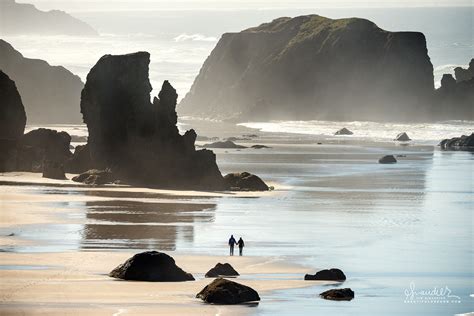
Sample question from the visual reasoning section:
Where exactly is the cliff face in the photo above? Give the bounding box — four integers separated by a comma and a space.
0, 0, 97, 36
0, 71, 26, 140
80, 52, 225, 189
0, 39, 84, 123
179, 15, 435, 122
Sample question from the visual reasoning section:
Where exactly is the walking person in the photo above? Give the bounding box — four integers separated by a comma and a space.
228, 235, 236, 256
237, 237, 245, 256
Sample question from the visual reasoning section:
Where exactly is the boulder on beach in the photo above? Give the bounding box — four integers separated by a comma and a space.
320, 288, 354, 301
109, 251, 195, 282
395, 132, 411, 141
224, 172, 269, 191
335, 128, 353, 135
378, 155, 397, 164
304, 268, 346, 281
439, 133, 474, 151
80, 52, 225, 189
196, 278, 260, 304
42, 160, 66, 180
72, 169, 115, 185
205, 263, 240, 278
65, 144, 94, 174
251, 144, 271, 149
203, 140, 247, 149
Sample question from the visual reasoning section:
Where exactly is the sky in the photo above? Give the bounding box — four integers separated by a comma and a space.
16, 0, 474, 12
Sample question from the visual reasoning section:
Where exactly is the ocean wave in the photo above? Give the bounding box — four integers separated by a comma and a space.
174, 33, 217, 42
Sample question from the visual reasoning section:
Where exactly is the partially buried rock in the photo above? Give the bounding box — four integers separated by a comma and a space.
320, 288, 354, 301
224, 172, 269, 191
109, 251, 194, 282
203, 140, 247, 149
378, 155, 397, 164
196, 278, 260, 304
395, 132, 411, 141
251, 144, 271, 149
42, 160, 66, 180
439, 133, 474, 151
305, 268, 346, 281
205, 263, 240, 278
72, 169, 115, 185
335, 128, 353, 135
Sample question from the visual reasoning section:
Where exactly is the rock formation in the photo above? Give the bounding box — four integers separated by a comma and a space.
203, 140, 247, 149
196, 278, 260, 304
320, 288, 354, 301
335, 128, 354, 135
251, 144, 271, 149
378, 155, 397, 164
109, 251, 195, 282
42, 160, 67, 180
454, 59, 474, 83
304, 268, 346, 281
179, 15, 435, 122
0, 40, 84, 124
72, 169, 115, 185
395, 132, 411, 141
0, 0, 97, 36
0, 71, 26, 171
205, 263, 240, 278
224, 172, 269, 191
79, 52, 226, 189
439, 133, 474, 151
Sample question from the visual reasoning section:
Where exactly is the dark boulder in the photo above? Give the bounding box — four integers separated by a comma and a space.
72, 169, 115, 185
205, 263, 240, 278
320, 288, 354, 301
378, 155, 397, 164
335, 128, 353, 136
439, 133, 474, 151
454, 59, 474, 83
109, 251, 194, 282
224, 172, 269, 191
42, 160, 66, 180
65, 144, 94, 174
305, 268, 346, 281
251, 144, 271, 149
196, 278, 260, 304
80, 52, 225, 189
203, 140, 247, 149
395, 132, 411, 141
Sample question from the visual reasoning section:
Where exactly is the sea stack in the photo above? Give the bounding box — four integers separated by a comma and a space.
79, 52, 226, 189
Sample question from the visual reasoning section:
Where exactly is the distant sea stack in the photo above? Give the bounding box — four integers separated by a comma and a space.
77, 52, 226, 189
0, 40, 83, 124
0, 0, 97, 36
179, 15, 435, 122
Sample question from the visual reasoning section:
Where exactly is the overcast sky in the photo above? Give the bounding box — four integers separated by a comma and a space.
17, 0, 473, 12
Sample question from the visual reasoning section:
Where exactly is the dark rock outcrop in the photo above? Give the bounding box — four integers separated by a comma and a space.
65, 144, 94, 173
205, 263, 240, 278
203, 140, 247, 149
0, 71, 26, 140
439, 133, 474, 151
0, 71, 26, 171
224, 172, 269, 191
395, 132, 411, 141
320, 288, 354, 301
196, 278, 260, 304
454, 59, 474, 83
378, 155, 397, 164
42, 160, 66, 180
109, 251, 194, 282
251, 144, 271, 149
0, 39, 83, 123
80, 52, 225, 189
0, 0, 97, 36
335, 128, 353, 135
304, 268, 346, 281
71, 169, 115, 185
180, 15, 434, 122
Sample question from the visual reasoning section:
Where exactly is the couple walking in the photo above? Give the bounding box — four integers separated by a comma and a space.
228, 235, 245, 256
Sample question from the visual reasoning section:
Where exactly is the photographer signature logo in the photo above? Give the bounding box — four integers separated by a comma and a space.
404, 282, 461, 304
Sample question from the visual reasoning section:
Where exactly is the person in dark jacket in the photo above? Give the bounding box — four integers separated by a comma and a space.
237, 237, 245, 256
228, 235, 236, 256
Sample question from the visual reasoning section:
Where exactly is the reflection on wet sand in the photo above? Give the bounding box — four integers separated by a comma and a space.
82, 200, 216, 250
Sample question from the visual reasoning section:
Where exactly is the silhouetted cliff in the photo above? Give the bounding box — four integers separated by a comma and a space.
179, 15, 437, 122
0, 39, 83, 123
0, 0, 97, 36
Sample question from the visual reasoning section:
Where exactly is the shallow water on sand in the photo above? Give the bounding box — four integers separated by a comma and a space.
1, 134, 472, 315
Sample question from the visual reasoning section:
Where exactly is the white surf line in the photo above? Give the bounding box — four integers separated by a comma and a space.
112, 308, 127, 316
